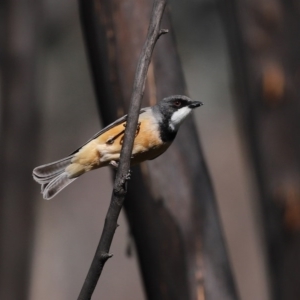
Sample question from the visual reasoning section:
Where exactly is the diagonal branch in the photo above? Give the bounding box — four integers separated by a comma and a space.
77, 0, 167, 299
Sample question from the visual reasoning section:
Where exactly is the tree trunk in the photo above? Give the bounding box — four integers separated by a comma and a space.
0, 1, 40, 300
79, 0, 239, 299
223, 0, 300, 299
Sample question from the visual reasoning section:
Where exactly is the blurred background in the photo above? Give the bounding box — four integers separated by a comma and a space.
1, 0, 299, 299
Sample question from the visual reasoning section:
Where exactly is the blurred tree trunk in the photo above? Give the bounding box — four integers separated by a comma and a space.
223, 0, 300, 299
79, 1, 238, 299
0, 1, 40, 299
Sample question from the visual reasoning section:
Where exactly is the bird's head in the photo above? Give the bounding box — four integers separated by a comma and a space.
157, 95, 203, 131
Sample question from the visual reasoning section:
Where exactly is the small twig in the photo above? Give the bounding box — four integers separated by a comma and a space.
158, 28, 169, 37
77, 0, 167, 299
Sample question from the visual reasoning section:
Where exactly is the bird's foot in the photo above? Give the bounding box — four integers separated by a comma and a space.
123, 121, 141, 136
109, 160, 119, 169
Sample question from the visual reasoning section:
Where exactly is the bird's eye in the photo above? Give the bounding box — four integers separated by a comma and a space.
174, 100, 181, 107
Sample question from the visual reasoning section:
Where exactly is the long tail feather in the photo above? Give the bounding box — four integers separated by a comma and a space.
33, 156, 73, 182
42, 172, 77, 200
33, 156, 77, 200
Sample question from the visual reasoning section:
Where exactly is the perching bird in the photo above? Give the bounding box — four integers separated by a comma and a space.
33, 95, 202, 200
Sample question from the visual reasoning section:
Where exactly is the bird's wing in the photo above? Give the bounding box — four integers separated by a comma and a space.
70, 108, 148, 155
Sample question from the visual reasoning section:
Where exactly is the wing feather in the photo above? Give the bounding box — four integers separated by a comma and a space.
70, 108, 148, 155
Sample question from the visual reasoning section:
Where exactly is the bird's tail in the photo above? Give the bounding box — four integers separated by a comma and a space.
33, 156, 77, 200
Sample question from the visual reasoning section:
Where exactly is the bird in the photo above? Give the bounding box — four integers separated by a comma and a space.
33, 95, 203, 200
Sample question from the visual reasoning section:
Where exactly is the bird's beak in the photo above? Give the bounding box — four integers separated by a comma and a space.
188, 101, 203, 109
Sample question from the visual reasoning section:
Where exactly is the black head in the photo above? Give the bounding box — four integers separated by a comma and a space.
153, 95, 203, 142
158, 95, 202, 114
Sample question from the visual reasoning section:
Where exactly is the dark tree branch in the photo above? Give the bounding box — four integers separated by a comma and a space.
77, 1, 167, 299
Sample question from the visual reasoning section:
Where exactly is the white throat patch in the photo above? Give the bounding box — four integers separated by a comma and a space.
169, 106, 192, 131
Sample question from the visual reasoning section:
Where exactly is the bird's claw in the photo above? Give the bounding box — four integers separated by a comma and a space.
124, 170, 132, 181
